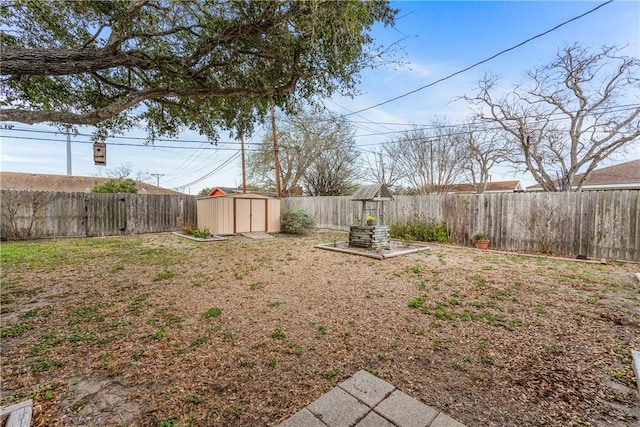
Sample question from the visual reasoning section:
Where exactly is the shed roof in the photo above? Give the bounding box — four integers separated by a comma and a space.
351, 184, 393, 201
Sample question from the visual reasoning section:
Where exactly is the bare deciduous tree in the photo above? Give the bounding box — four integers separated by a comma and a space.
303, 139, 360, 196
247, 109, 358, 196
363, 148, 403, 191
466, 44, 640, 191
386, 120, 468, 194
461, 121, 515, 193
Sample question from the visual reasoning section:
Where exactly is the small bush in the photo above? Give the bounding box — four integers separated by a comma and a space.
90, 178, 137, 193
390, 215, 450, 242
182, 222, 210, 238
281, 209, 315, 234
182, 221, 196, 235
190, 227, 210, 238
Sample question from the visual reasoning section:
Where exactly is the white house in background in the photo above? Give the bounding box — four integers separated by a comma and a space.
526, 159, 640, 192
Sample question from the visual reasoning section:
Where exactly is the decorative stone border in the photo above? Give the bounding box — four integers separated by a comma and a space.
632, 350, 640, 399
0, 399, 32, 427
315, 241, 430, 260
171, 232, 228, 242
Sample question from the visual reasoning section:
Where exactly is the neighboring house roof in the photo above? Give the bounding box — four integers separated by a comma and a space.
0, 172, 185, 195
526, 159, 640, 191
208, 186, 241, 197
443, 180, 524, 194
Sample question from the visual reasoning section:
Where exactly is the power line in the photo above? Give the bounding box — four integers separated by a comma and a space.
173, 150, 241, 189
341, 0, 614, 117
1, 126, 261, 146
6, 102, 636, 146
0, 134, 259, 151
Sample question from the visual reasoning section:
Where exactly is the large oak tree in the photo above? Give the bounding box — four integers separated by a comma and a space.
465, 45, 640, 191
0, 0, 396, 140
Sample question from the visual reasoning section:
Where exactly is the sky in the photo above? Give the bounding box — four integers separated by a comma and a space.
1, 1, 639, 195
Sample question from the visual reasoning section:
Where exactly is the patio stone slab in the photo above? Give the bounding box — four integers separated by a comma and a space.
307, 386, 369, 427
279, 408, 326, 427
355, 411, 396, 427
374, 390, 439, 427
278, 370, 468, 427
339, 370, 396, 407
430, 412, 467, 427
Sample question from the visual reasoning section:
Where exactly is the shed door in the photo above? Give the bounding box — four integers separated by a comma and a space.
234, 198, 267, 233
235, 199, 251, 233
251, 199, 266, 232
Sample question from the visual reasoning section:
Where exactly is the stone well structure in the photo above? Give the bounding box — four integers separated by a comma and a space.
349, 184, 393, 249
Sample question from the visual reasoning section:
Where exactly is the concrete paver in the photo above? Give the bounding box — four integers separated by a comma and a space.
307, 386, 370, 427
429, 413, 467, 427
355, 411, 396, 427
374, 390, 439, 427
279, 408, 327, 427
339, 370, 396, 407
278, 370, 468, 427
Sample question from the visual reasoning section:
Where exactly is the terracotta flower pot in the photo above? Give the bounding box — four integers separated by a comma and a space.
476, 240, 490, 249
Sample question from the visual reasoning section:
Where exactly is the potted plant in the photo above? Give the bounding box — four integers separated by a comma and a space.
366, 215, 375, 226
473, 231, 490, 249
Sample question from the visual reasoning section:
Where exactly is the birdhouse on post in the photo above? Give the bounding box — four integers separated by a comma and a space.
93, 142, 106, 166
349, 184, 393, 249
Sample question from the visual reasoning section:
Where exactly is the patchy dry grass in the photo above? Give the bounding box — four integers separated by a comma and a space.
1, 232, 639, 426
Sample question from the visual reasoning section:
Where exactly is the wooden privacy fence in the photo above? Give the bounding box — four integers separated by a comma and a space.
1, 190, 197, 240
282, 191, 640, 262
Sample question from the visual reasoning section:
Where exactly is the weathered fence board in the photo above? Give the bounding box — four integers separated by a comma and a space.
1, 191, 197, 240
282, 191, 640, 262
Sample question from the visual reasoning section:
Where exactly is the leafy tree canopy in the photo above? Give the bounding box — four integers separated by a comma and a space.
1, 0, 396, 142
90, 178, 137, 193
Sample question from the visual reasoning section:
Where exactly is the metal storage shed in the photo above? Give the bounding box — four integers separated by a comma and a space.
197, 193, 280, 234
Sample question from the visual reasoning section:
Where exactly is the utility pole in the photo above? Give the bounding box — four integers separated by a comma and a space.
150, 173, 164, 187
66, 129, 72, 176
270, 104, 282, 198
240, 135, 247, 193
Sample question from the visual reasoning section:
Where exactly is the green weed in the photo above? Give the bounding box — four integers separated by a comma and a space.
204, 307, 223, 319
405, 265, 421, 274
1, 322, 33, 338
324, 369, 338, 379
271, 327, 287, 340
185, 394, 202, 404
152, 270, 176, 282
191, 336, 206, 346
158, 417, 176, 427
312, 322, 328, 335
153, 327, 168, 340
408, 297, 424, 308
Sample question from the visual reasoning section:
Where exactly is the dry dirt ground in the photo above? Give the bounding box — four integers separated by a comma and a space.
1, 231, 639, 427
